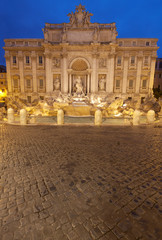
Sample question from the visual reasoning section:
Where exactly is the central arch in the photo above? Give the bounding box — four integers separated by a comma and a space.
68, 57, 91, 95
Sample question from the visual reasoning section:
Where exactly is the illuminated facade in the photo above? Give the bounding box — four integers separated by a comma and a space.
154, 58, 162, 90
4, 4, 158, 103
0, 65, 7, 99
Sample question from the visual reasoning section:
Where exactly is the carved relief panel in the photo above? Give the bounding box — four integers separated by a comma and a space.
99, 58, 107, 68
53, 58, 61, 68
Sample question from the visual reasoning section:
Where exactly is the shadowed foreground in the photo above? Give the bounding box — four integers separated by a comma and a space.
0, 124, 161, 240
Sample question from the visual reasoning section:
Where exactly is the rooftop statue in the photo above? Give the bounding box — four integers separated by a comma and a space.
67, 4, 93, 27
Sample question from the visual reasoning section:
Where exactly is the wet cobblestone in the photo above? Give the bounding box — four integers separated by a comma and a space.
0, 124, 162, 239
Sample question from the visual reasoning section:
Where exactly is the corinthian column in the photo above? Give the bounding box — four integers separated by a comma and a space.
61, 53, 68, 93
122, 55, 129, 94
135, 55, 143, 94
91, 54, 98, 93
107, 54, 115, 93
45, 53, 52, 93
18, 52, 24, 93
149, 57, 156, 94
31, 52, 37, 93
5, 56, 12, 93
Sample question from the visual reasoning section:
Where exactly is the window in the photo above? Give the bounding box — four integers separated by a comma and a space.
144, 56, 149, 66
142, 79, 147, 89
119, 41, 123, 46
39, 79, 44, 88
1, 74, 3, 77
39, 56, 43, 65
13, 56, 16, 64
12, 42, 15, 46
129, 80, 133, 89
132, 41, 136, 46
128, 97, 132, 100
130, 56, 135, 65
38, 42, 41, 46
159, 62, 162, 69
27, 96, 31, 103
159, 74, 162, 78
1, 81, 3, 85
117, 56, 122, 66
26, 79, 31, 88
25, 42, 28, 46
26, 56, 30, 64
146, 41, 150, 46
116, 79, 120, 89
13, 79, 18, 88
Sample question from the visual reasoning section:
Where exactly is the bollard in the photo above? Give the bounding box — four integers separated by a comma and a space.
133, 110, 140, 125
20, 109, 27, 125
7, 108, 14, 124
57, 109, 64, 125
95, 109, 102, 126
147, 110, 155, 124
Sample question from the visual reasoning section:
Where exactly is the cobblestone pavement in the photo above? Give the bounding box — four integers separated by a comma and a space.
0, 124, 162, 240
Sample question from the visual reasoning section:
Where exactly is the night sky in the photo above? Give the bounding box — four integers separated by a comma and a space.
1, 0, 162, 65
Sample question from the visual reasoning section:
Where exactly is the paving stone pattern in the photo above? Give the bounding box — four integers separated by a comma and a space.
0, 124, 162, 240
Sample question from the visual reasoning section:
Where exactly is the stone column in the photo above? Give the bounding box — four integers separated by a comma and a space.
18, 52, 24, 93
91, 54, 98, 93
45, 53, 52, 93
31, 52, 37, 93
61, 53, 68, 93
122, 55, 129, 94
107, 54, 115, 93
5, 56, 12, 93
149, 57, 156, 94
135, 55, 143, 94
69, 73, 72, 94
87, 73, 90, 94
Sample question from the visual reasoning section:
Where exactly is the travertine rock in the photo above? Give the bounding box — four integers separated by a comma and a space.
133, 110, 141, 125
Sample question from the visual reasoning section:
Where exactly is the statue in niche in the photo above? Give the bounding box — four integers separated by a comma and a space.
53, 76, 61, 91
68, 11, 76, 25
99, 75, 106, 91
93, 28, 98, 42
53, 58, 60, 68
62, 27, 67, 42
75, 76, 84, 95
99, 58, 106, 68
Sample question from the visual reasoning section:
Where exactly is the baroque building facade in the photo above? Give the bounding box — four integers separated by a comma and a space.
154, 58, 162, 90
4, 4, 158, 103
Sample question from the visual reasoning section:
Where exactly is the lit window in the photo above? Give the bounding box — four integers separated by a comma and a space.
117, 56, 122, 66
26, 56, 30, 64
39, 79, 43, 88
39, 56, 43, 65
130, 56, 135, 65
26, 79, 31, 88
129, 80, 133, 89
146, 41, 150, 46
116, 79, 120, 89
142, 79, 147, 89
13, 56, 16, 64
14, 79, 18, 88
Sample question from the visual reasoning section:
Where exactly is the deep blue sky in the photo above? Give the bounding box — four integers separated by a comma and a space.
1, 0, 162, 65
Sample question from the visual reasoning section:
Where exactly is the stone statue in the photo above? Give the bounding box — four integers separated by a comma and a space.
68, 4, 93, 27
53, 77, 61, 91
75, 76, 83, 94
99, 76, 106, 91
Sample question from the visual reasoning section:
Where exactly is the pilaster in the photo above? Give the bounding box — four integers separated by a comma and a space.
135, 55, 143, 94
45, 53, 52, 93
18, 52, 24, 93
31, 52, 37, 93
91, 53, 98, 93
122, 55, 129, 94
61, 53, 68, 93
149, 56, 156, 94
5, 55, 12, 93
107, 53, 115, 93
